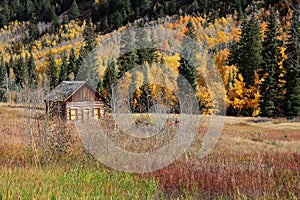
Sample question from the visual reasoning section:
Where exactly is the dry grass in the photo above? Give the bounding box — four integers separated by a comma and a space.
147, 117, 300, 199
0, 104, 299, 199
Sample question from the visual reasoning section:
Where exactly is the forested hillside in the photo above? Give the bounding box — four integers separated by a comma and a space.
0, 0, 299, 118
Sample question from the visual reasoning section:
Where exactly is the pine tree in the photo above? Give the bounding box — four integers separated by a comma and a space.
59, 51, 68, 83
178, 20, 197, 90
96, 0, 109, 18
40, 0, 55, 22
0, 0, 11, 28
83, 19, 96, 53
230, 15, 263, 87
69, 0, 80, 20
140, 0, 153, 16
136, 27, 159, 65
0, 57, 7, 101
14, 1, 25, 21
289, 77, 300, 116
114, 11, 123, 28
168, 0, 177, 14
284, 1, 300, 117
109, 0, 123, 13
14, 55, 26, 88
76, 19, 99, 86
28, 22, 39, 42
228, 41, 239, 65
52, 6, 60, 31
101, 17, 109, 32
25, 0, 35, 20
260, 10, 283, 117
103, 60, 117, 100
27, 52, 38, 88
261, 72, 277, 117
232, 0, 244, 20
117, 28, 139, 79
122, 0, 132, 14
67, 48, 77, 80
76, 50, 99, 86
47, 53, 58, 90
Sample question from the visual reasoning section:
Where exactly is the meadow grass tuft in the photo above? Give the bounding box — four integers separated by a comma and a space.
0, 164, 158, 199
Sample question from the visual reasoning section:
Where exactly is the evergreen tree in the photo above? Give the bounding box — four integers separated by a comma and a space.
25, 0, 35, 20
97, 0, 109, 18
69, 0, 80, 20
0, 57, 7, 101
67, 48, 77, 80
117, 28, 139, 78
289, 77, 300, 116
178, 57, 197, 90
235, 0, 245, 20
103, 60, 117, 100
62, 15, 70, 25
109, 0, 122, 13
47, 53, 58, 90
28, 22, 39, 42
61, 0, 73, 11
284, 1, 300, 117
27, 52, 38, 88
39, 0, 55, 22
122, 0, 132, 14
101, 17, 109, 32
178, 20, 197, 90
14, 1, 25, 21
8, 57, 13, 80
52, 6, 60, 31
168, 0, 177, 14
59, 51, 68, 83
228, 41, 239, 66
14, 55, 26, 88
230, 15, 263, 87
136, 27, 159, 65
139, 0, 153, 16
83, 19, 96, 53
114, 11, 123, 28
0, 0, 11, 28
76, 52, 99, 87
76, 19, 98, 85
260, 10, 283, 117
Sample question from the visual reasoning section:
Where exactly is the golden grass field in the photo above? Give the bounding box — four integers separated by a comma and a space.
0, 103, 299, 199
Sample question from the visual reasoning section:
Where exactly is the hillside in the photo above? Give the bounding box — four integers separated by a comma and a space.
0, 0, 299, 118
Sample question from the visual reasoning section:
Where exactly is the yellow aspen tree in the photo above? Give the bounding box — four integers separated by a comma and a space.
226, 66, 261, 116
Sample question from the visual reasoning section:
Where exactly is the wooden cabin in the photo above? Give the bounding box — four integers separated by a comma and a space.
44, 81, 105, 121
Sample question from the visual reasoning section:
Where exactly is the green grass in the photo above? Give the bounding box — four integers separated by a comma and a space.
0, 164, 158, 200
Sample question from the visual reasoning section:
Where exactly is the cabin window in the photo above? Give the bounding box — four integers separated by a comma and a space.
94, 108, 100, 119
70, 109, 77, 121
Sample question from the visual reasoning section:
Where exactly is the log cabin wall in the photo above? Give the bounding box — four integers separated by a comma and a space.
65, 84, 104, 121
66, 101, 104, 121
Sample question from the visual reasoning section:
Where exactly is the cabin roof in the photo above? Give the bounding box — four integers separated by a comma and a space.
44, 81, 99, 102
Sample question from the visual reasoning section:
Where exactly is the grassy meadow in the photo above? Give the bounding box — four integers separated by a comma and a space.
0, 104, 299, 199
